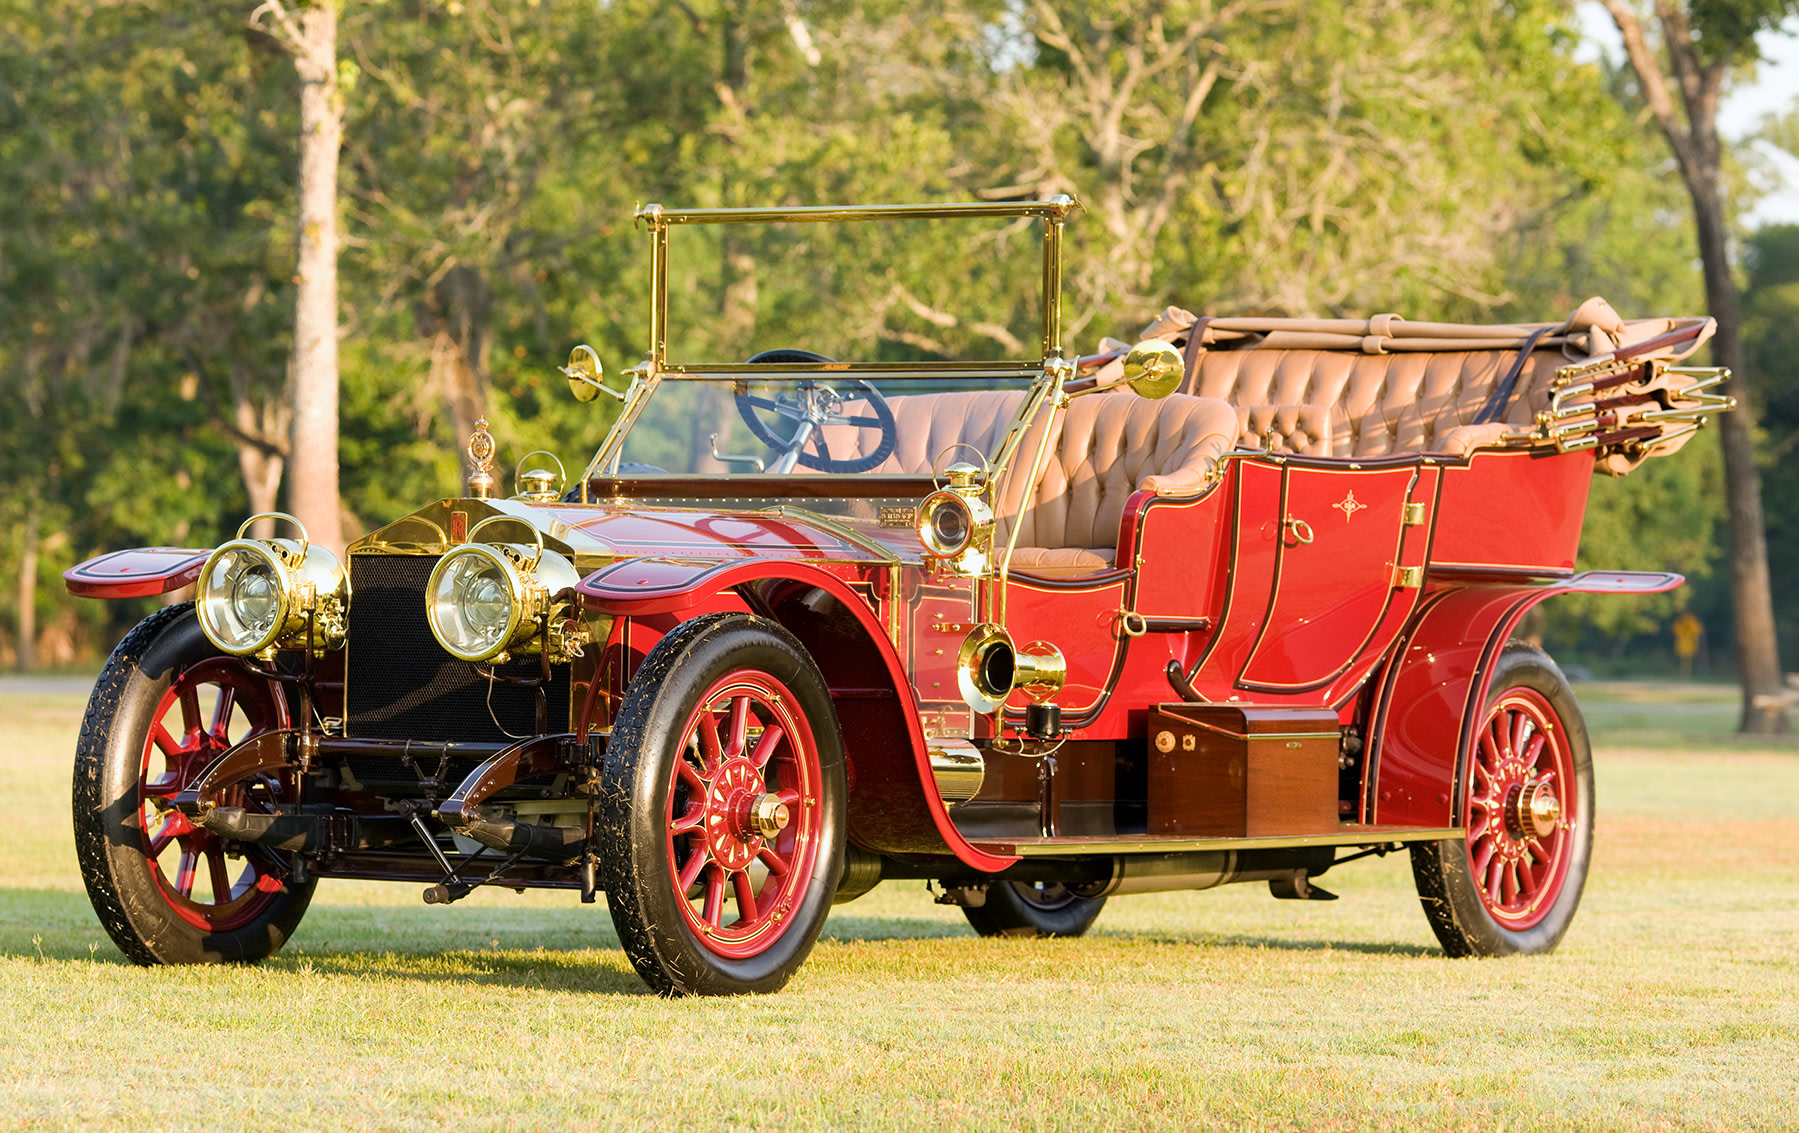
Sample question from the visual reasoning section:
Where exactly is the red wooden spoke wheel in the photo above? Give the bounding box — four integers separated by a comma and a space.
74, 605, 315, 965
1411, 644, 1593, 957
602, 613, 845, 995
137, 657, 288, 931
1463, 687, 1574, 930
666, 672, 823, 959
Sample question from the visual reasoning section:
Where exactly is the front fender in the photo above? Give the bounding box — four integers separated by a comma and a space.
1365, 570, 1681, 827
579, 557, 1018, 873
64, 547, 212, 599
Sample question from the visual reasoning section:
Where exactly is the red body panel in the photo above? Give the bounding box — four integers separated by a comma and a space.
63, 548, 211, 599
1431, 450, 1592, 574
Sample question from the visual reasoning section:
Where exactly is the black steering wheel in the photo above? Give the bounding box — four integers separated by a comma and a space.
733, 349, 898, 474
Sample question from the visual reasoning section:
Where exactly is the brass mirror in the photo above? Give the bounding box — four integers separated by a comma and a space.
560, 344, 621, 403
1122, 339, 1183, 400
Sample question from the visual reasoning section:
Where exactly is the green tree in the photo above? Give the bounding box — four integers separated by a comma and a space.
1601, 0, 1799, 731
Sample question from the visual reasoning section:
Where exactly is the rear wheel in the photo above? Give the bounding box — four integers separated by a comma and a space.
73, 604, 313, 965
1411, 644, 1592, 956
600, 614, 846, 995
961, 881, 1106, 938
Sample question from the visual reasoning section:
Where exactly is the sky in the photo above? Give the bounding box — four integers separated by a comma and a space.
1576, 4, 1799, 226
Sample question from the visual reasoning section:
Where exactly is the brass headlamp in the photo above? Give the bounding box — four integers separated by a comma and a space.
425, 516, 583, 664
916, 460, 995, 574
196, 513, 348, 659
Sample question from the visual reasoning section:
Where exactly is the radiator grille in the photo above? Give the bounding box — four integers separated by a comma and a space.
346, 554, 571, 743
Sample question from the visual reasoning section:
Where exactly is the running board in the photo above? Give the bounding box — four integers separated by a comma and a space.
979, 826, 1463, 858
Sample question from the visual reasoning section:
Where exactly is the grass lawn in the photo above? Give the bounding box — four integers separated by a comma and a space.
2, 679, 1795, 1131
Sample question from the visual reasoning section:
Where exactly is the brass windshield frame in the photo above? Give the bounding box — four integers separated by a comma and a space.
579, 197, 1081, 489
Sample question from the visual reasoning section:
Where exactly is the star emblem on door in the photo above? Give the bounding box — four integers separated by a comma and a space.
1333, 490, 1367, 521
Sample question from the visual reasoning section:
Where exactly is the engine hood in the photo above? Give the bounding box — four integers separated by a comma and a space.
350, 497, 920, 569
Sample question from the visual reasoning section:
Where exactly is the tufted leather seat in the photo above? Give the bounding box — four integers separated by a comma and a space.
815, 387, 1236, 576
1193, 350, 1574, 458
1096, 297, 1714, 468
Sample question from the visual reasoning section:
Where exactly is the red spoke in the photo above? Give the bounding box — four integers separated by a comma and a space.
726, 696, 752, 758
732, 870, 759, 925
1516, 855, 1538, 895
701, 868, 726, 927
677, 847, 711, 894
207, 849, 233, 903
1483, 854, 1504, 904
1520, 732, 1547, 775
757, 846, 790, 876
1470, 837, 1495, 880
697, 713, 723, 772
676, 759, 707, 796
775, 788, 800, 809
211, 685, 238, 743
1478, 726, 1502, 771
152, 724, 185, 758
748, 724, 784, 770
670, 803, 707, 836
178, 686, 203, 739
175, 851, 199, 898
1510, 712, 1531, 768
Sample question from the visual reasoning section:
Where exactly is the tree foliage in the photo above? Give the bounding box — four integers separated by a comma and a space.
0, 0, 1758, 668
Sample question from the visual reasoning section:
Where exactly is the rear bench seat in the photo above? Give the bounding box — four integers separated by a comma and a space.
1109, 297, 1713, 465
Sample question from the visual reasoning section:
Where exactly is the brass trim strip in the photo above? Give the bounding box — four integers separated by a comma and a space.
636, 198, 1082, 226
994, 827, 1466, 857
660, 361, 1046, 379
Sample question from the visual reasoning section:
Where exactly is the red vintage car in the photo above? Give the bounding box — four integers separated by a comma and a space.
65, 199, 1729, 995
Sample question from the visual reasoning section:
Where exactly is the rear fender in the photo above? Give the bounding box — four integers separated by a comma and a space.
1365, 570, 1680, 827
64, 548, 212, 599
578, 558, 1017, 873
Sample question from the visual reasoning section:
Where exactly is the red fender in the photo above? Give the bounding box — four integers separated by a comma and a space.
1365, 570, 1681, 827
579, 557, 1018, 873
64, 547, 212, 599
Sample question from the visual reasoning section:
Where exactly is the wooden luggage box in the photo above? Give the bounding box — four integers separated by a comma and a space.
1146, 704, 1342, 837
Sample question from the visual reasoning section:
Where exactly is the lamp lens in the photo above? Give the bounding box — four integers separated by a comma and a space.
199, 547, 287, 653
430, 551, 516, 659
930, 500, 970, 552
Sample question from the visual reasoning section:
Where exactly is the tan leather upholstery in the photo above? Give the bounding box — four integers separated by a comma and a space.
816, 388, 1235, 576
1189, 350, 1571, 457
1233, 404, 1335, 457
1121, 298, 1716, 462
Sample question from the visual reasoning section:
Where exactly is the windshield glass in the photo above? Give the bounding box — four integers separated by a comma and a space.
611, 374, 1039, 479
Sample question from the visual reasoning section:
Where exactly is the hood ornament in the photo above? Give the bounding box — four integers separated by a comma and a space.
466, 417, 497, 499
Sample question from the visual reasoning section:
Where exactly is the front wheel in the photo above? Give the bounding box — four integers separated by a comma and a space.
961, 881, 1107, 938
599, 613, 846, 995
73, 604, 314, 965
1411, 643, 1593, 957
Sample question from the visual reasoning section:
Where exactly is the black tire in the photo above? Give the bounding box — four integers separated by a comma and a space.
73, 604, 314, 965
1410, 643, 1593, 957
599, 613, 847, 995
961, 881, 1107, 938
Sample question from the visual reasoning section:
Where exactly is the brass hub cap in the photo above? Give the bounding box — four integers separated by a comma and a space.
1504, 779, 1562, 841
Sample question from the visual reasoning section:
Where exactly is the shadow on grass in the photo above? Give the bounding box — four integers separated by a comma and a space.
0, 885, 1440, 1002
1098, 928, 1441, 957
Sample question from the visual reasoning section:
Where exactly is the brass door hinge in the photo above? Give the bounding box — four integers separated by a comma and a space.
1402, 502, 1426, 526
1392, 565, 1424, 589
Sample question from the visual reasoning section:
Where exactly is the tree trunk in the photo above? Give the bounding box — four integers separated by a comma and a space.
1689, 175, 1789, 733
16, 501, 37, 673
415, 264, 491, 482
287, 3, 343, 554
